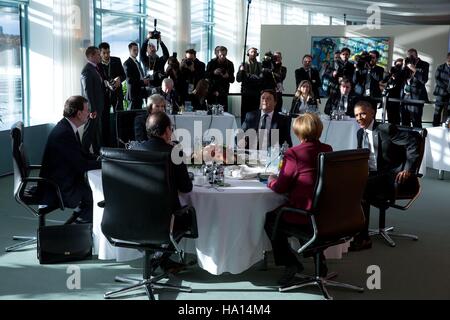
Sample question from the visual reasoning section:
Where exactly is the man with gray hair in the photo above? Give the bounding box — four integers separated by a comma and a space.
134, 94, 167, 142
152, 78, 180, 113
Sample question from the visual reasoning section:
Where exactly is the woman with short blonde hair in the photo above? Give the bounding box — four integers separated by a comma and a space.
265, 111, 331, 286
292, 112, 323, 142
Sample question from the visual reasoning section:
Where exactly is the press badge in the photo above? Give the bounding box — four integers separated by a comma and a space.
365, 88, 371, 96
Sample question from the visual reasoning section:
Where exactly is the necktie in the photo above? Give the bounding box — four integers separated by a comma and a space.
95, 65, 103, 81
260, 113, 268, 130
75, 131, 82, 146
362, 130, 369, 149
136, 60, 145, 80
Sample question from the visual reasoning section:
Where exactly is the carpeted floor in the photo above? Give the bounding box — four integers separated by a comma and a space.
1, 169, 449, 300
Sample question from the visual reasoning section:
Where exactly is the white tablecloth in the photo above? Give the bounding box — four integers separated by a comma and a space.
291, 118, 360, 151
88, 169, 350, 275
425, 127, 450, 172
170, 112, 237, 153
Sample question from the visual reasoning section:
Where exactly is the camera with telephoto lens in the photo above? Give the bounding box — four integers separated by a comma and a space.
404, 55, 418, 66
355, 51, 371, 69
262, 51, 274, 70
149, 19, 161, 39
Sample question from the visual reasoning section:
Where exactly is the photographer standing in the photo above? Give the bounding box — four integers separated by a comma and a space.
180, 49, 206, 104
353, 50, 385, 109
333, 47, 355, 87
380, 58, 404, 125
237, 47, 263, 122
432, 52, 450, 126
295, 54, 322, 106
400, 48, 430, 128
272, 51, 287, 113
140, 28, 169, 90
206, 46, 235, 112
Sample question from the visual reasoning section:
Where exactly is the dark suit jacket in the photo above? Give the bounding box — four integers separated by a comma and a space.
433, 63, 450, 97
39, 118, 100, 207
100, 56, 126, 107
134, 112, 149, 142
334, 59, 355, 84
268, 141, 332, 224
140, 39, 169, 82
81, 63, 105, 113
400, 76, 428, 104
129, 137, 193, 208
241, 110, 292, 147
357, 121, 420, 175
324, 93, 358, 117
123, 57, 147, 102
295, 67, 322, 99
290, 96, 318, 115
353, 65, 384, 98
206, 58, 235, 96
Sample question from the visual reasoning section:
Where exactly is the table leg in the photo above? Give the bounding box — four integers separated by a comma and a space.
439, 170, 444, 180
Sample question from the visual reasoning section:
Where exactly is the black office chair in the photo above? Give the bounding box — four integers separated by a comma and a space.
115, 109, 147, 148
100, 147, 198, 300
271, 149, 369, 300
5, 122, 65, 252
369, 127, 427, 247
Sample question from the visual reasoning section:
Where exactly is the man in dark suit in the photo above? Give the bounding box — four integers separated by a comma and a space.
324, 78, 358, 117
98, 42, 126, 148
432, 52, 450, 126
39, 96, 101, 224
353, 50, 385, 109
241, 89, 292, 150
400, 48, 430, 128
206, 46, 235, 112
333, 47, 355, 86
80, 46, 105, 156
99, 42, 126, 112
295, 54, 322, 104
180, 49, 206, 103
129, 111, 193, 273
140, 31, 169, 89
350, 100, 420, 251
123, 42, 151, 110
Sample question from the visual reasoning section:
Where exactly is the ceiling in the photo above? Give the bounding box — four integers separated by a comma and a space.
286, 0, 450, 24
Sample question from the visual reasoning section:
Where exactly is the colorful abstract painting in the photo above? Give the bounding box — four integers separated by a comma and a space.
311, 36, 390, 70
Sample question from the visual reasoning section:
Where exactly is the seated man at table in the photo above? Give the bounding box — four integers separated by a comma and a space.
134, 94, 166, 142
350, 100, 421, 251
264, 113, 332, 285
241, 89, 292, 150
39, 95, 101, 224
130, 111, 193, 272
324, 78, 358, 118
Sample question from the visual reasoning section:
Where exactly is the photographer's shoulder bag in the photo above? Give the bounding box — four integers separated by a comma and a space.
37, 224, 93, 264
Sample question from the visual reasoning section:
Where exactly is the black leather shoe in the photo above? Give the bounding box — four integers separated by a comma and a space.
349, 238, 372, 251
277, 263, 304, 286
64, 212, 80, 225
74, 217, 92, 224
161, 259, 187, 274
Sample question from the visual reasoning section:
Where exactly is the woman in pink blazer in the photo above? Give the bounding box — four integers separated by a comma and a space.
265, 113, 332, 286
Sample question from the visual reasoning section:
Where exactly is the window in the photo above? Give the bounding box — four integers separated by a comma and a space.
191, 0, 211, 63
95, 0, 145, 64
0, 4, 23, 131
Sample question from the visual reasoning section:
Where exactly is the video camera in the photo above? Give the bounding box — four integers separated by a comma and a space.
354, 51, 371, 69
262, 51, 274, 70
404, 55, 418, 66
149, 19, 161, 40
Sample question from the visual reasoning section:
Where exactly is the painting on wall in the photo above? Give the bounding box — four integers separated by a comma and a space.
311, 36, 390, 70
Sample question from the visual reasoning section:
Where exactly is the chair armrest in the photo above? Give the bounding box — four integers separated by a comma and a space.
270, 206, 312, 241
21, 177, 65, 211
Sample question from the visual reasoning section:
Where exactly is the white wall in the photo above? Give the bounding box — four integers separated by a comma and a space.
261, 25, 450, 122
